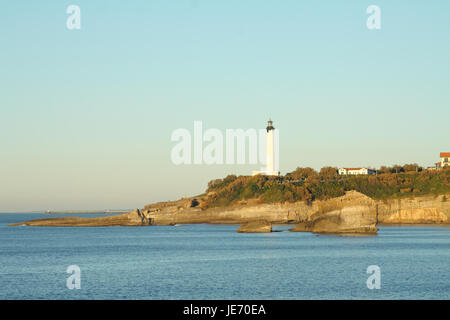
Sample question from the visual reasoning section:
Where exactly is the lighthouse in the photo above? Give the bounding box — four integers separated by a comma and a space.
266, 119, 275, 174
252, 119, 280, 176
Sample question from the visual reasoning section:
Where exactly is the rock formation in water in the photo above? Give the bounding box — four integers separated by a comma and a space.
289, 191, 378, 234
237, 221, 272, 233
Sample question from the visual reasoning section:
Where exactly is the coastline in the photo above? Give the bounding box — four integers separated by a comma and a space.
10, 191, 450, 234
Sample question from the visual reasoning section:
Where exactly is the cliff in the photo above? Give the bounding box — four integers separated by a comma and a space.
289, 191, 378, 234
10, 191, 378, 234
376, 194, 449, 224
10, 192, 450, 233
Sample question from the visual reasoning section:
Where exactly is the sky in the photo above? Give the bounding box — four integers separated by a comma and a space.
1, 0, 449, 212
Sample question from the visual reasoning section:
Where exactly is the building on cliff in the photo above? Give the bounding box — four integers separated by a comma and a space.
338, 168, 376, 175
438, 152, 450, 169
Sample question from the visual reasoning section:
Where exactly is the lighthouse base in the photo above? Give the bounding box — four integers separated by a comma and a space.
252, 170, 280, 177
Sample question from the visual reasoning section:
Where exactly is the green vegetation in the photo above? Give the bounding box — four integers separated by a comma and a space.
203, 166, 450, 208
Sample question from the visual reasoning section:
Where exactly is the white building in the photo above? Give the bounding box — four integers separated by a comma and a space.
338, 168, 376, 175
439, 152, 450, 168
252, 120, 280, 176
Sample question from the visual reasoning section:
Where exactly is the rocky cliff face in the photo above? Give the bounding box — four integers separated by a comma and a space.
141, 190, 378, 234
142, 199, 310, 225
376, 194, 450, 224
10, 192, 450, 232
289, 191, 378, 234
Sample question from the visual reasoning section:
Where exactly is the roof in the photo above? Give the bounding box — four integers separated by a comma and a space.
440, 152, 450, 157
343, 168, 363, 171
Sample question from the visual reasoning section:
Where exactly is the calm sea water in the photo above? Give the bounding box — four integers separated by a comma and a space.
0, 213, 449, 300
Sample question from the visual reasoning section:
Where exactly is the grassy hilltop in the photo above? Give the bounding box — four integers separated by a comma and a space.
201, 165, 450, 208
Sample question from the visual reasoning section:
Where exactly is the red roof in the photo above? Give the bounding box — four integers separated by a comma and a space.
440, 152, 450, 157
344, 168, 363, 171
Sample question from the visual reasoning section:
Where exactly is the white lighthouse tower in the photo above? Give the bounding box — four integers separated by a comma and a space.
266, 119, 275, 174
252, 119, 280, 176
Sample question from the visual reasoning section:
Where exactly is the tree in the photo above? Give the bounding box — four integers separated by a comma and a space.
403, 163, 419, 173
392, 165, 403, 174
320, 167, 338, 180
379, 166, 393, 174
287, 167, 318, 180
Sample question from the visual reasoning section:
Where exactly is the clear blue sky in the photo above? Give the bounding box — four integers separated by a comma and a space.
1, 0, 449, 211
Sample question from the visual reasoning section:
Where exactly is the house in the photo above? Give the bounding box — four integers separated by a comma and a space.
440, 152, 450, 168
338, 168, 376, 175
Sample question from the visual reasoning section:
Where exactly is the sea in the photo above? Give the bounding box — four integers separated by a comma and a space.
0, 213, 449, 300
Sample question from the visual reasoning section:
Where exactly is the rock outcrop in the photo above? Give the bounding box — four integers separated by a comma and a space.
381, 208, 448, 224
10, 191, 378, 234
10, 192, 450, 232
376, 194, 450, 224
141, 200, 310, 226
289, 191, 378, 234
237, 221, 272, 233
9, 209, 150, 227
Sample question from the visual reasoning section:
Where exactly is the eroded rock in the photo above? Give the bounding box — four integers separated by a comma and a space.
237, 221, 272, 233
289, 191, 378, 234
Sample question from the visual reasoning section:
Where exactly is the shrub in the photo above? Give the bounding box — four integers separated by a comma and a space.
203, 166, 450, 207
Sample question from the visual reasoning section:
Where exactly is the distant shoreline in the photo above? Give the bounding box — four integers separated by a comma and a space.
0, 210, 130, 214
